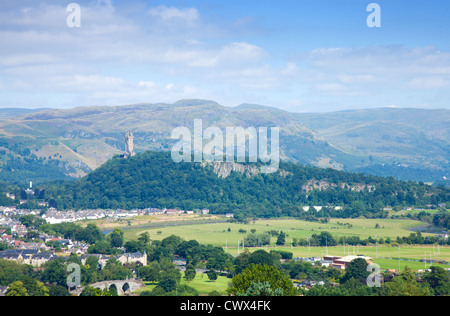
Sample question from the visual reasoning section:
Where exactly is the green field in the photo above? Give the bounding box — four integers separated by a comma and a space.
120, 216, 450, 271
136, 273, 231, 296
123, 217, 435, 249
372, 258, 450, 271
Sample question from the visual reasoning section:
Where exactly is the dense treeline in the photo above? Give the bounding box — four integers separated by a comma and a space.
40, 151, 449, 218
289, 231, 450, 247
0, 155, 71, 184
39, 222, 105, 245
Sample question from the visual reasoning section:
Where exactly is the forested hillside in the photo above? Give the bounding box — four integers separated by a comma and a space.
41, 151, 449, 218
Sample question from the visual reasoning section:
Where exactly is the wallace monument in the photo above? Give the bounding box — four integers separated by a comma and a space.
124, 131, 136, 158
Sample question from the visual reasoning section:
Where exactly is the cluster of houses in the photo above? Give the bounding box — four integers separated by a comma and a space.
0, 247, 148, 269
41, 208, 146, 224
41, 207, 214, 224
1, 206, 150, 269
1, 207, 31, 241
0, 249, 58, 267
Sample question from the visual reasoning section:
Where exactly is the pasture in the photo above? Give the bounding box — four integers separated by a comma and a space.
119, 215, 450, 270
122, 217, 434, 248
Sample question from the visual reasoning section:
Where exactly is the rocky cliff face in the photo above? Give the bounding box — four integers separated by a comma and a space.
202, 161, 260, 178
201, 161, 293, 178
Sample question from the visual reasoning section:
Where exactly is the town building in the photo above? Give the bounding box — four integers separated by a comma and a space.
323, 255, 373, 269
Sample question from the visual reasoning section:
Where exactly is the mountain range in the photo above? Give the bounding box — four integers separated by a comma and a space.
0, 100, 448, 184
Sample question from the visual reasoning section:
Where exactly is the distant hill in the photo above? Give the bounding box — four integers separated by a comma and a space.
0, 100, 448, 184
41, 151, 450, 216
297, 108, 450, 182
0, 108, 51, 119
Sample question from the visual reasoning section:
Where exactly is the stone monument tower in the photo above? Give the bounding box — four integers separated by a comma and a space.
124, 131, 135, 158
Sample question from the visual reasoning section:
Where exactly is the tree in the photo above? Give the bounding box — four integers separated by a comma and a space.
248, 250, 275, 267
305, 277, 376, 296
100, 258, 132, 281
21, 276, 49, 296
317, 231, 337, 247
229, 264, 296, 296
158, 278, 177, 293
206, 269, 218, 282
161, 235, 183, 253
340, 258, 370, 284
244, 233, 270, 247
184, 264, 197, 281
380, 267, 430, 296
0, 259, 34, 286
41, 258, 67, 287
157, 261, 181, 293
236, 281, 283, 296
75, 223, 103, 244
109, 228, 124, 248
124, 240, 140, 253
6, 281, 28, 296
233, 249, 251, 274
137, 232, 151, 249
85, 255, 100, 271
48, 285, 71, 296
139, 263, 160, 283
423, 266, 450, 296
276, 231, 286, 246
80, 286, 115, 296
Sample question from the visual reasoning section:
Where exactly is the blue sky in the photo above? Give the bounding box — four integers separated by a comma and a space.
0, 0, 449, 112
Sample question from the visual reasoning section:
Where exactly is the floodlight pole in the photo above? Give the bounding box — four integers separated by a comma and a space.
375, 235, 378, 258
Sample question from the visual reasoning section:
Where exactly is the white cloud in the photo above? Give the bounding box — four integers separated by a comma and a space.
294, 45, 450, 104
139, 81, 155, 88
407, 76, 450, 90
49, 74, 126, 92
157, 42, 268, 69
0, 53, 56, 67
313, 83, 368, 96
281, 63, 299, 76
148, 6, 199, 22
217, 42, 268, 65
337, 74, 377, 84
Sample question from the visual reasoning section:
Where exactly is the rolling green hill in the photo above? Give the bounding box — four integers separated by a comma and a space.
41, 151, 449, 217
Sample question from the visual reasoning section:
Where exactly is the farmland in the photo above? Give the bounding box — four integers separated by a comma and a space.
101, 214, 450, 270
120, 216, 435, 248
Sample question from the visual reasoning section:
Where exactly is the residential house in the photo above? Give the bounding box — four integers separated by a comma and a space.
31, 252, 58, 267
116, 252, 147, 266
